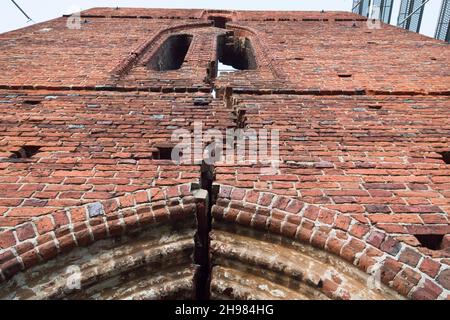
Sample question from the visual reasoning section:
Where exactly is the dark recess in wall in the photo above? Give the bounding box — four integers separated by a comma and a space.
217, 33, 257, 71
208, 16, 230, 28
148, 34, 193, 71
10, 146, 41, 159
414, 234, 445, 250
439, 151, 450, 164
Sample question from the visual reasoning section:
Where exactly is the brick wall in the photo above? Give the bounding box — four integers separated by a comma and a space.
0, 7, 448, 300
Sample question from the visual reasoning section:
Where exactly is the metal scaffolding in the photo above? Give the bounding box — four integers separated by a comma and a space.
353, 0, 370, 16
397, 0, 427, 33
352, 0, 394, 23
10, 0, 33, 22
435, 0, 450, 42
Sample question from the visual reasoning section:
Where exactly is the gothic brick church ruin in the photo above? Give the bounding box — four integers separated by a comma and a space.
0, 8, 449, 300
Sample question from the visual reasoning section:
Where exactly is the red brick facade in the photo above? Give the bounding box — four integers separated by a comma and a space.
0, 8, 449, 300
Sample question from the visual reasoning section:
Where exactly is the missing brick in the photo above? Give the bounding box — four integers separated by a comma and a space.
194, 97, 210, 106
439, 151, 450, 164
368, 105, 383, 110
208, 16, 230, 29
23, 100, 41, 106
338, 74, 352, 78
414, 234, 444, 251
10, 146, 42, 159
152, 147, 174, 160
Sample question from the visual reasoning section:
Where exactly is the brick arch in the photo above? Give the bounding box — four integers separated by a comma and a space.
1, 183, 447, 300
211, 184, 449, 300
110, 17, 283, 88
210, 226, 403, 299
0, 184, 202, 299
224, 23, 283, 79
110, 21, 213, 77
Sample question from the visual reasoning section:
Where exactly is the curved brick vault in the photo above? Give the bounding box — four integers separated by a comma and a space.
0, 8, 449, 300
0, 184, 202, 299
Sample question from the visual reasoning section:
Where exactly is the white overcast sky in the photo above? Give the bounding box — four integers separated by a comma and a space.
0, 0, 444, 38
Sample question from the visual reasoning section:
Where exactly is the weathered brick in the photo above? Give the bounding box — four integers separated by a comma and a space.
91, 224, 108, 241
0, 231, 16, 249
16, 223, 36, 241
35, 216, 54, 234
14, 241, 33, 255
310, 228, 329, 249
268, 217, 282, 234
365, 204, 391, 214
326, 236, 346, 257
118, 194, 135, 209
58, 234, 77, 254
0, 250, 15, 265
317, 209, 335, 225
153, 207, 169, 223
1, 258, 22, 279
74, 229, 93, 247
244, 190, 259, 204
380, 258, 403, 284
70, 207, 87, 223
303, 206, 320, 221
20, 250, 40, 269
218, 186, 232, 199
437, 269, 450, 290
392, 268, 421, 297
366, 230, 385, 248
285, 200, 304, 214
340, 239, 365, 263
37, 241, 58, 261
53, 211, 69, 228
398, 248, 422, 268
273, 196, 290, 210
230, 188, 245, 201
281, 222, 298, 238
349, 223, 370, 239
87, 202, 105, 218
380, 236, 402, 256
419, 258, 441, 278
258, 193, 274, 207
411, 279, 443, 300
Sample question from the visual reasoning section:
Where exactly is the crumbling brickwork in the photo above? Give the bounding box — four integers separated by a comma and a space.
0, 7, 449, 300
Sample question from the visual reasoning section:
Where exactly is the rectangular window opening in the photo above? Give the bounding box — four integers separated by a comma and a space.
216, 33, 257, 76
147, 34, 193, 71
152, 147, 174, 160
